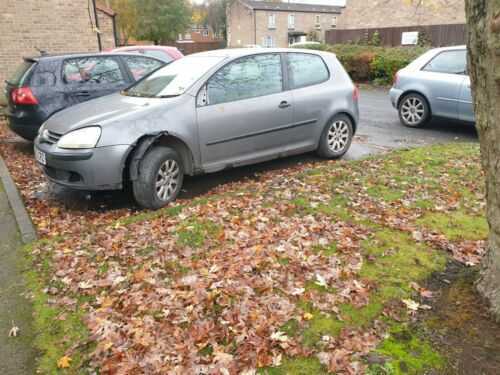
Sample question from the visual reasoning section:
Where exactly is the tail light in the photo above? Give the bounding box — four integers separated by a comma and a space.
11, 87, 38, 105
353, 85, 360, 101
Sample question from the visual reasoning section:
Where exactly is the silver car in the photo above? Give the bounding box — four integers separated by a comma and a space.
390, 45, 474, 127
34, 48, 359, 209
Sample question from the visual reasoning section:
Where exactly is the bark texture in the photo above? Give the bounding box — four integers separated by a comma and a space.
465, 0, 500, 320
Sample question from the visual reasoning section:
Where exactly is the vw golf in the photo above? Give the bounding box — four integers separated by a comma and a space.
34, 48, 359, 209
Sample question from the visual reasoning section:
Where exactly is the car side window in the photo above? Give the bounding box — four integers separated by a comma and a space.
287, 53, 329, 89
423, 50, 467, 75
143, 50, 174, 63
207, 53, 283, 105
63, 57, 125, 84
123, 56, 164, 81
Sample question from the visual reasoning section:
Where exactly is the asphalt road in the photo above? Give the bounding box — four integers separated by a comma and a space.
14, 88, 479, 210
347, 87, 477, 159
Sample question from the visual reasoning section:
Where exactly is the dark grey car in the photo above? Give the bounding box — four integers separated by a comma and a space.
34, 48, 359, 209
4, 52, 165, 140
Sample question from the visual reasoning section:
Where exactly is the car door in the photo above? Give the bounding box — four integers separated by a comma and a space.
458, 75, 475, 122
121, 55, 165, 82
420, 49, 467, 119
286, 52, 332, 147
62, 56, 129, 106
196, 53, 293, 171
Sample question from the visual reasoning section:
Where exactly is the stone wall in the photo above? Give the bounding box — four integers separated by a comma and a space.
337, 0, 465, 29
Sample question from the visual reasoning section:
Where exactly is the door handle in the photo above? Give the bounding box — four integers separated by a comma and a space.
278, 101, 291, 109
75, 91, 90, 97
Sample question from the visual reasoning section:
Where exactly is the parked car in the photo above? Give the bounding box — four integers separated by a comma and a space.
4, 52, 166, 141
110, 45, 184, 63
34, 48, 359, 209
390, 45, 473, 127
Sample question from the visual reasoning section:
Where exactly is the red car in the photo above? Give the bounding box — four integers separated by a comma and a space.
110, 45, 183, 64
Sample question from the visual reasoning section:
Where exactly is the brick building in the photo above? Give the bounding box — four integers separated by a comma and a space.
337, 0, 465, 29
227, 0, 343, 48
0, 0, 117, 88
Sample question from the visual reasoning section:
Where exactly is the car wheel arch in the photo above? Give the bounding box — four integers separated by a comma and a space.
126, 133, 195, 183
398, 90, 432, 115
329, 111, 357, 134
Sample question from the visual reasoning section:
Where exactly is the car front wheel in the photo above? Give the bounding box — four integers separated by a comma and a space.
398, 93, 430, 128
317, 114, 354, 159
132, 146, 184, 209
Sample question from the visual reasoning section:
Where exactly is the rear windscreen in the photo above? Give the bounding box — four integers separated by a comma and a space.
6, 61, 35, 85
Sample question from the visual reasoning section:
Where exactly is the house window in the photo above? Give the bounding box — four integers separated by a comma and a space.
288, 14, 295, 29
268, 13, 276, 29
263, 35, 274, 48
331, 16, 337, 28
315, 15, 321, 29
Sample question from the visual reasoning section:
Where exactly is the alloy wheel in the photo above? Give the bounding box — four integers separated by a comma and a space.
401, 97, 425, 126
327, 120, 350, 153
155, 159, 180, 202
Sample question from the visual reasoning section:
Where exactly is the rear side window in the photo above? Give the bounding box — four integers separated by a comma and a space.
143, 50, 174, 63
287, 53, 329, 89
7, 61, 35, 85
122, 56, 164, 81
63, 57, 125, 84
423, 50, 467, 74
207, 53, 283, 105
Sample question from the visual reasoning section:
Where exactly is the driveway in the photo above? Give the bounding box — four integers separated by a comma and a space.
3, 87, 478, 209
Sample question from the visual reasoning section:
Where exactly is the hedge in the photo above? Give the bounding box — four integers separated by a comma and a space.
296, 44, 430, 85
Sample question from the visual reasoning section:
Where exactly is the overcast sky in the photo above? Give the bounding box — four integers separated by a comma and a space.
191, 0, 346, 6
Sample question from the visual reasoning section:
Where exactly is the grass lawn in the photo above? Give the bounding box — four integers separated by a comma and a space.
0, 125, 490, 374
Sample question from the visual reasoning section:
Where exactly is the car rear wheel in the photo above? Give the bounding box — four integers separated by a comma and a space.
317, 114, 353, 159
398, 93, 430, 128
132, 146, 184, 209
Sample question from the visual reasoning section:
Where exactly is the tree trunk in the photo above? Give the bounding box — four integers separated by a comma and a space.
465, 0, 500, 320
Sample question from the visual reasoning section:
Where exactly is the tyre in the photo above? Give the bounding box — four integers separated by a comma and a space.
398, 93, 430, 128
317, 114, 354, 159
132, 146, 184, 209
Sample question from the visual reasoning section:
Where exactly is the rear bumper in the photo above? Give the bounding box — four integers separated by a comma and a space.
5, 107, 45, 141
389, 88, 404, 109
34, 138, 130, 190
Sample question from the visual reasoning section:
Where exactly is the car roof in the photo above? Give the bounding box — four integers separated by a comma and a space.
23, 52, 164, 63
428, 45, 466, 53
191, 47, 332, 59
113, 45, 179, 51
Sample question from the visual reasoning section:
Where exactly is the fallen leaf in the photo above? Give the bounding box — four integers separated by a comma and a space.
57, 356, 72, 369
303, 312, 314, 321
402, 299, 420, 311
8, 322, 19, 337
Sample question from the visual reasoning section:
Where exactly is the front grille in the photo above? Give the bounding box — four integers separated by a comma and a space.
41, 130, 62, 145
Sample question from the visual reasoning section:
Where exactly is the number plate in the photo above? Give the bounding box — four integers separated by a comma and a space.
35, 149, 46, 165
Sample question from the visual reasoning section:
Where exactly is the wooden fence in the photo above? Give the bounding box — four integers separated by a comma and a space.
174, 41, 225, 55
325, 24, 466, 47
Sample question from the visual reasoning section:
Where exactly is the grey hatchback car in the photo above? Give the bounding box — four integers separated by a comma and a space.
390, 45, 474, 127
34, 48, 359, 209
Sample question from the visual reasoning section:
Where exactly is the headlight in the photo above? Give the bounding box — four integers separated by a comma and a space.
38, 123, 46, 136
57, 126, 101, 149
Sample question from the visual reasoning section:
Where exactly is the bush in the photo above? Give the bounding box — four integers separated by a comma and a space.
294, 43, 430, 85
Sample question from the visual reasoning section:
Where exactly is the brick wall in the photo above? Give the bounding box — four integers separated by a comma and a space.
228, 1, 339, 48
337, 0, 465, 29
227, 0, 256, 47
0, 0, 116, 91
255, 10, 336, 47
97, 9, 116, 51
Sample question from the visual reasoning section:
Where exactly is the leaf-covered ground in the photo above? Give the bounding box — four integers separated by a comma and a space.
0, 123, 490, 374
